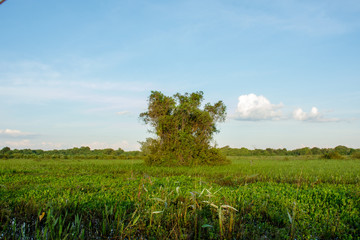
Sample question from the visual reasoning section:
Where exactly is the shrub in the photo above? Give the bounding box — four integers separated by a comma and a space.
321, 151, 343, 159
351, 152, 360, 159
139, 91, 229, 166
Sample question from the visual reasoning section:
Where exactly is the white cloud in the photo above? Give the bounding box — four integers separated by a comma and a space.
293, 107, 338, 122
0, 139, 140, 151
2, 139, 34, 149
293, 107, 319, 121
0, 81, 147, 106
117, 111, 131, 116
84, 141, 139, 151
232, 94, 340, 123
234, 94, 283, 121
216, 1, 351, 36
0, 129, 35, 138
1, 140, 65, 150
0, 60, 151, 111
41, 142, 66, 149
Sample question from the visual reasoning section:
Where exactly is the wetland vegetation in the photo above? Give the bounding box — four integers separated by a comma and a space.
1, 155, 359, 239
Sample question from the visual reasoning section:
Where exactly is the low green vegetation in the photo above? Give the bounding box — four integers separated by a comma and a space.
1, 156, 359, 239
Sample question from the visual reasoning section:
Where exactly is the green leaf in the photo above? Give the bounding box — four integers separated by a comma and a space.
201, 224, 213, 228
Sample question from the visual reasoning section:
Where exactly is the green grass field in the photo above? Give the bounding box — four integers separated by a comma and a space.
1, 157, 360, 239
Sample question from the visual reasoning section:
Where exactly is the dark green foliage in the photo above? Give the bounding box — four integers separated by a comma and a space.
2, 145, 358, 160
0, 147, 140, 160
352, 152, 360, 159
140, 91, 229, 166
1, 146, 10, 153
0, 147, 11, 159
334, 145, 354, 155
220, 145, 360, 157
322, 151, 344, 159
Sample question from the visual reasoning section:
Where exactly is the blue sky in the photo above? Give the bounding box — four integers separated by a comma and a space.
1, 0, 359, 150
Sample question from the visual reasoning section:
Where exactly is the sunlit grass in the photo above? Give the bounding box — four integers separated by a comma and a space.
1, 157, 359, 239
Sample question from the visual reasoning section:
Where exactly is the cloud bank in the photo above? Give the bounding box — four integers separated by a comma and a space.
293, 107, 338, 122
117, 111, 131, 116
233, 94, 338, 122
0, 129, 34, 138
293, 107, 320, 121
234, 94, 283, 121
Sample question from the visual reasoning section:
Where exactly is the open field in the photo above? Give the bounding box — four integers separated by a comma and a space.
1, 156, 360, 239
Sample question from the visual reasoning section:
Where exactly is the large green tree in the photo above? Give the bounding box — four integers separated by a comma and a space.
139, 91, 229, 166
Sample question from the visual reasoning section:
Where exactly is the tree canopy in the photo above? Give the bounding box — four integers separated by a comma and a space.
139, 91, 229, 166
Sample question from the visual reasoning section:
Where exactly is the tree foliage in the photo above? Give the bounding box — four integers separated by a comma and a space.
139, 91, 229, 166
0, 147, 140, 160
220, 145, 360, 157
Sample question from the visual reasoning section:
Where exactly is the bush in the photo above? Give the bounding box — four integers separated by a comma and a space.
140, 91, 229, 166
321, 151, 343, 159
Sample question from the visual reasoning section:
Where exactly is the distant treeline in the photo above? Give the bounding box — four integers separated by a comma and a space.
220, 145, 360, 157
0, 146, 142, 159
1, 145, 360, 160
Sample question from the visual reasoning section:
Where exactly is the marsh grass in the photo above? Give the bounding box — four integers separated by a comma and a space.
1, 156, 359, 239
